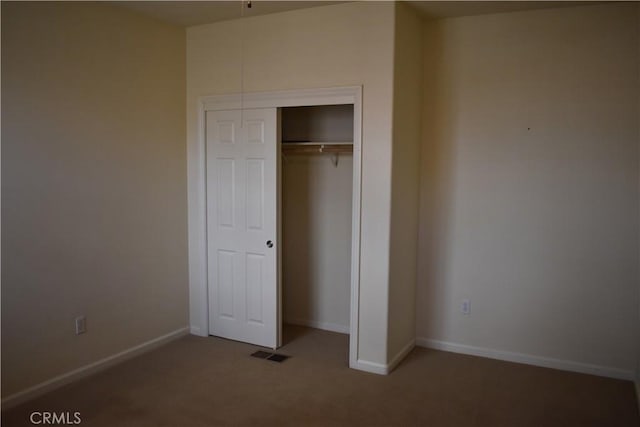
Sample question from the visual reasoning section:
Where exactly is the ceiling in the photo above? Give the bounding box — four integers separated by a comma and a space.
113, 1, 608, 27
113, 1, 344, 27
407, 1, 603, 19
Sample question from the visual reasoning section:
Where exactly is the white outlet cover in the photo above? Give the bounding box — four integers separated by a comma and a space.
75, 316, 87, 334
461, 299, 470, 315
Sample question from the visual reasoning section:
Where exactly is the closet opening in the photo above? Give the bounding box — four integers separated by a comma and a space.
194, 87, 362, 366
280, 104, 354, 353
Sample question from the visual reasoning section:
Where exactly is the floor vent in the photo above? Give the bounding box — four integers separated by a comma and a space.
250, 351, 290, 363
267, 354, 289, 363
250, 351, 272, 359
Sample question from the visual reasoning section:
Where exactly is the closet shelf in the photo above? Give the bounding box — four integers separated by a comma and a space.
281, 142, 353, 154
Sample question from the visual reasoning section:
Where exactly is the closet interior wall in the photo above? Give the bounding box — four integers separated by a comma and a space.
281, 105, 354, 334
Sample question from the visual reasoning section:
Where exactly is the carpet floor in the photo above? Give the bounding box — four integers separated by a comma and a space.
2, 326, 638, 426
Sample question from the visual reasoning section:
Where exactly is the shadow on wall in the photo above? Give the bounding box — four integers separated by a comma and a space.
283, 154, 314, 336
417, 21, 458, 340
282, 153, 353, 338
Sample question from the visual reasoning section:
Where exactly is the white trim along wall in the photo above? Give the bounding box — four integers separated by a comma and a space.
1, 328, 189, 410
187, 86, 364, 369
416, 338, 635, 381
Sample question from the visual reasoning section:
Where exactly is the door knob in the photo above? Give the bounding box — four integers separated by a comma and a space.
266, 240, 273, 248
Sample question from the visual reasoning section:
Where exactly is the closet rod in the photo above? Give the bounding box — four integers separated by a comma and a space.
281, 142, 353, 154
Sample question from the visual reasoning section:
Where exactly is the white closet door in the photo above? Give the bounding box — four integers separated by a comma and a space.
206, 108, 278, 348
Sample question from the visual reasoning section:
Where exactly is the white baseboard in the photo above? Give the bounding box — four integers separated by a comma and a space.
350, 339, 415, 375
416, 337, 634, 381
387, 339, 415, 373
190, 325, 206, 337
285, 318, 349, 334
351, 358, 388, 375
1, 327, 190, 410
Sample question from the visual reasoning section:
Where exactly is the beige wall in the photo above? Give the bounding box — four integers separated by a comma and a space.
387, 2, 423, 361
1, 2, 187, 397
283, 155, 353, 332
418, 3, 640, 374
187, 2, 396, 365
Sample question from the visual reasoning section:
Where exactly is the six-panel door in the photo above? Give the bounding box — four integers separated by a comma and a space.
206, 108, 278, 348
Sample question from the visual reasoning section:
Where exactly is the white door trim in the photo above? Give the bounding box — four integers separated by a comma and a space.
188, 86, 363, 368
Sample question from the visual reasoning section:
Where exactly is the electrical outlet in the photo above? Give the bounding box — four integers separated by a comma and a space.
461, 299, 471, 315
75, 316, 86, 335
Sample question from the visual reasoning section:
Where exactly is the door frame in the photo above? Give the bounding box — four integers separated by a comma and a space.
188, 86, 362, 367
